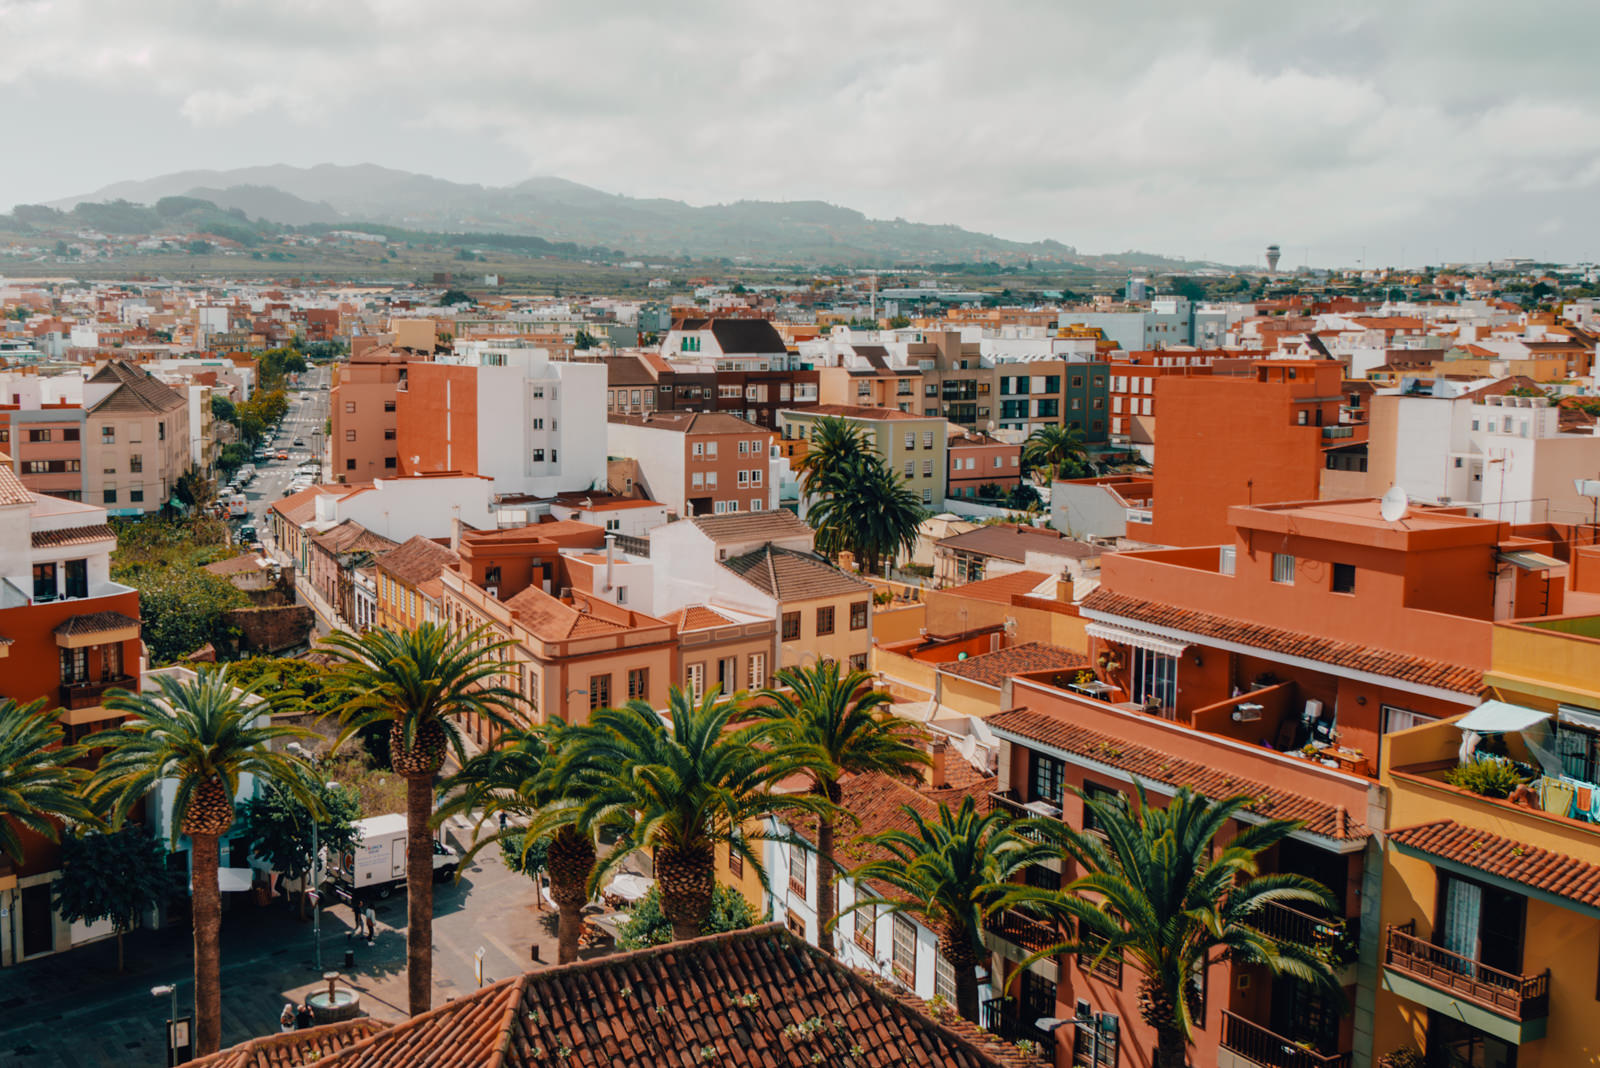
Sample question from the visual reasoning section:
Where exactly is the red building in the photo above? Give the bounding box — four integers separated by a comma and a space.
947, 429, 1022, 500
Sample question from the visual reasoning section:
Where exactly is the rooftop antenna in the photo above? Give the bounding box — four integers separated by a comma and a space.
1380, 485, 1411, 524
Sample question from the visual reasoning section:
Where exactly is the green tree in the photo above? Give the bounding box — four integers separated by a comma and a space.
1000, 784, 1340, 1068
559, 687, 827, 942
795, 416, 867, 498
236, 777, 360, 917
187, 239, 213, 255
1022, 424, 1089, 482
806, 452, 925, 574
210, 395, 235, 423
617, 884, 758, 949
321, 624, 522, 1017
888, 314, 912, 329
173, 465, 215, 512
574, 329, 598, 350
440, 721, 597, 964
846, 797, 1039, 1023
752, 661, 927, 956
1004, 482, 1042, 511
131, 565, 248, 663
89, 670, 314, 1056
217, 442, 252, 474
437, 288, 473, 306
54, 826, 176, 971
0, 699, 93, 866
227, 657, 341, 717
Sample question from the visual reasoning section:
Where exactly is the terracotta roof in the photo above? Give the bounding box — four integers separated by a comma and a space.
939, 569, 1053, 606
986, 707, 1369, 841
937, 524, 1096, 563
309, 925, 1044, 1068
722, 543, 871, 601
504, 584, 665, 641
376, 535, 459, 588
1388, 819, 1600, 909
608, 410, 769, 435
1081, 588, 1483, 695
689, 509, 813, 543
661, 604, 740, 632
86, 360, 186, 414
941, 642, 1089, 689
0, 465, 30, 506
52, 611, 142, 638
310, 520, 398, 557
269, 484, 349, 525
188, 1019, 388, 1068
31, 523, 114, 548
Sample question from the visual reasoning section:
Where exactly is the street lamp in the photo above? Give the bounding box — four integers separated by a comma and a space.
309, 780, 340, 971
151, 983, 178, 1067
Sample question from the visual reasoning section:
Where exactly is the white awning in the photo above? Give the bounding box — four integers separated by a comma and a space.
1454, 700, 1551, 734
1084, 621, 1190, 658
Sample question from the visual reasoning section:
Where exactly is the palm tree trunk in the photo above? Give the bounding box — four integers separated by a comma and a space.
655, 843, 715, 943
937, 925, 981, 1023
546, 826, 596, 965
1154, 1026, 1188, 1068
191, 833, 222, 1055
404, 773, 434, 1017
814, 783, 839, 955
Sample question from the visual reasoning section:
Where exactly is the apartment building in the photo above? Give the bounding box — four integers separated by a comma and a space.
83, 360, 191, 517
778, 405, 947, 508
1133, 361, 1347, 546
1105, 351, 1217, 448
394, 344, 607, 497
658, 602, 776, 701
947, 429, 1023, 500
0, 406, 86, 500
0, 462, 141, 965
374, 534, 460, 631
330, 347, 413, 482
994, 360, 1111, 442
606, 411, 776, 518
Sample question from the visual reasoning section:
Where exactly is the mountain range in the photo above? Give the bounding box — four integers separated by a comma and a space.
43, 163, 1191, 269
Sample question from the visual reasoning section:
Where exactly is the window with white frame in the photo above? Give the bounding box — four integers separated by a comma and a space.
1272, 553, 1295, 584
1131, 646, 1178, 714
748, 653, 766, 688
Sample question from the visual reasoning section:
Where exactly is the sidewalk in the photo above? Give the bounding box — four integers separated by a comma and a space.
0, 848, 563, 1067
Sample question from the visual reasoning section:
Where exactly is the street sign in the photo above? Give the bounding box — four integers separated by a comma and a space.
474, 946, 486, 988
168, 1017, 193, 1066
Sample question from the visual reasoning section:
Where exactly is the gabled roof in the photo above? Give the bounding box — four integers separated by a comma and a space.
86, 360, 186, 414
941, 642, 1089, 689
708, 317, 787, 354
660, 604, 740, 633
376, 535, 459, 588
504, 585, 665, 641
1389, 820, 1600, 910
52, 610, 142, 639
188, 1020, 388, 1068
722, 543, 871, 601
304, 925, 1044, 1068
1081, 588, 1483, 695
830, 770, 999, 899
936, 569, 1053, 605
987, 707, 1368, 842
688, 509, 813, 544
0, 464, 31, 506
937, 524, 1096, 563
310, 520, 398, 557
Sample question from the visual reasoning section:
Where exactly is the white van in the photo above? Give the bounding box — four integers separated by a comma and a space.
336, 814, 458, 897
227, 494, 248, 518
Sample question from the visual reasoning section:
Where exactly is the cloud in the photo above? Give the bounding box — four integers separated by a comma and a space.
2, 0, 1598, 263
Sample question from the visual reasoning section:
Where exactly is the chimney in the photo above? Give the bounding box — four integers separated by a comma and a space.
927, 737, 948, 790
604, 533, 616, 591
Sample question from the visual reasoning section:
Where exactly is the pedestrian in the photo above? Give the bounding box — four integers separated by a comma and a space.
279, 1004, 295, 1033
294, 1002, 314, 1030
363, 902, 378, 944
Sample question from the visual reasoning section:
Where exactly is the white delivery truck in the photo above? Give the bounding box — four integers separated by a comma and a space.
227, 493, 248, 518
337, 813, 459, 897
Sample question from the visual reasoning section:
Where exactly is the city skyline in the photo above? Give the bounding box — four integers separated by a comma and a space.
2, 0, 1597, 266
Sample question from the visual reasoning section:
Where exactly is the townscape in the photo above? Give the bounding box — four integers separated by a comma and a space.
3, 8, 1600, 1067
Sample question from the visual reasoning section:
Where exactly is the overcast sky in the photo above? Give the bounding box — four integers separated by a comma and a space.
3, 0, 1597, 267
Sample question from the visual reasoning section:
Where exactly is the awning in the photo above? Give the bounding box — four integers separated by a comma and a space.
1084, 621, 1190, 658
1496, 550, 1565, 571
1558, 705, 1600, 732
1454, 700, 1551, 734
54, 611, 141, 649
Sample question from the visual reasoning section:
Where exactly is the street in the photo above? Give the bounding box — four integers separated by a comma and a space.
241, 362, 331, 533
0, 821, 556, 1067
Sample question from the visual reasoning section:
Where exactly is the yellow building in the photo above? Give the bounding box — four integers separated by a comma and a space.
373, 534, 459, 631
1376, 613, 1600, 1067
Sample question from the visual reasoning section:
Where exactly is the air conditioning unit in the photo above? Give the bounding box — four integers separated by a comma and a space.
485, 586, 498, 598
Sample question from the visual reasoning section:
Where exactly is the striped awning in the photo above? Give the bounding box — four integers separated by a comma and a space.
1084, 621, 1189, 658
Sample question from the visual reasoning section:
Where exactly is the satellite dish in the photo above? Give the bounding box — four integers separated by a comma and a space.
986, 420, 996, 432
1380, 486, 1410, 523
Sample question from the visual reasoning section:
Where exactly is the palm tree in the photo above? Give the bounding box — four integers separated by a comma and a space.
558, 687, 829, 942
321, 623, 522, 1017
1000, 784, 1340, 1068
752, 661, 928, 956
806, 452, 925, 574
846, 797, 1040, 1023
88, 670, 313, 1057
0, 699, 94, 866
1022, 424, 1089, 482
438, 720, 597, 964
795, 415, 867, 498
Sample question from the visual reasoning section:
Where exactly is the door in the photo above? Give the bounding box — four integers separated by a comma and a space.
391, 837, 406, 880
21, 883, 54, 958
1439, 875, 1524, 981
1426, 1011, 1516, 1068
64, 559, 88, 599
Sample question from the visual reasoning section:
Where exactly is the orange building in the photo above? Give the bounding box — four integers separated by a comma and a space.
1135, 360, 1345, 546
330, 348, 415, 482
0, 405, 87, 500
1105, 351, 1216, 445
606, 412, 776, 518
947, 429, 1022, 500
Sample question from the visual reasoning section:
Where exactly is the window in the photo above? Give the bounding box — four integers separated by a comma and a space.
922, 459, 933, 476
849, 652, 868, 672
345, 401, 356, 413
934, 953, 957, 1004
782, 611, 801, 641
59, 646, 88, 685
1072, 1003, 1120, 1067
627, 667, 648, 701
1077, 918, 1124, 986
157, 422, 165, 441
27, 428, 50, 442
129, 454, 142, 473
691, 471, 703, 488
32, 561, 56, 600
728, 835, 744, 877
1082, 781, 1127, 836
854, 901, 876, 954
904, 460, 914, 478
748, 653, 766, 688
63, 559, 87, 599
849, 601, 868, 630
922, 488, 933, 505
588, 674, 610, 710
1272, 553, 1295, 584
687, 662, 705, 701
484, 566, 502, 588
384, 400, 396, 412
789, 841, 808, 897
717, 656, 737, 692
345, 430, 356, 442
1029, 750, 1065, 805
1332, 562, 1356, 594
891, 915, 917, 986
102, 487, 116, 504
751, 498, 762, 511
904, 432, 915, 450
384, 457, 396, 469
101, 426, 114, 443
532, 449, 546, 463
346, 459, 357, 471
129, 489, 143, 503
816, 606, 835, 635
1130, 646, 1177, 712
749, 469, 761, 485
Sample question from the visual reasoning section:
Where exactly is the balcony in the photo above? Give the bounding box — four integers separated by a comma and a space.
1220, 1011, 1350, 1068
1383, 923, 1548, 1039
1248, 901, 1351, 963
981, 996, 1056, 1050
984, 908, 1061, 955
59, 674, 137, 710
986, 789, 1057, 841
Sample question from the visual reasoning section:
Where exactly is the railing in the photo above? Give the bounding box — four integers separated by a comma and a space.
1384, 923, 1549, 1020
985, 908, 1061, 954
59, 675, 137, 709
611, 533, 650, 557
1320, 426, 1355, 439
1249, 900, 1345, 949
1220, 1011, 1351, 1068
982, 995, 1059, 1054
986, 790, 1053, 841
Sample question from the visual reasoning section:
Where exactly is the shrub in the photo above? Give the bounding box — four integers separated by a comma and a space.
1445, 759, 1527, 799
617, 884, 757, 949
1378, 1049, 1424, 1068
